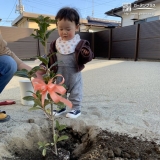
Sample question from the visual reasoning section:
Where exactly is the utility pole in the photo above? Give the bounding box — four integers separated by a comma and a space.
15, 0, 24, 14
92, 0, 94, 17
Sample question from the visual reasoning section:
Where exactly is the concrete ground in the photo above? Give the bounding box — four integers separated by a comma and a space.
1, 59, 160, 153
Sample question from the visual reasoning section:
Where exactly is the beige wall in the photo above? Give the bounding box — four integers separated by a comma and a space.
18, 20, 107, 32
14, 18, 56, 29
121, 2, 160, 26
14, 17, 110, 32
28, 21, 56, 29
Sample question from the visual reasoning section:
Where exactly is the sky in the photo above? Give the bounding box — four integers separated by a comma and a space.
0, 0, 134, 26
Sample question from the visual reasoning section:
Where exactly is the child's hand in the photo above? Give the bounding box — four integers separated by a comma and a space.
35, 66, 46, 79
35, 70, 46, 79
81, 48, 89, 56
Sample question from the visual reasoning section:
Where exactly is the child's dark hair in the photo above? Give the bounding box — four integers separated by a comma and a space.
55, 7, 80, 25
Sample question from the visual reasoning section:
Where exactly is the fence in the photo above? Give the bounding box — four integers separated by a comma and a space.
0, 26, 92, 59
94, 20, 160, 61
1, 20, 160, 60
0, 26, 37, 59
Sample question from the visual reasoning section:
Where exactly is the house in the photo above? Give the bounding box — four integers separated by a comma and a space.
80, 16, 120, 32
105, 0, 160, 27
11, 12, 88, 30
11, 12, 120, 32
11, 12, 56, 29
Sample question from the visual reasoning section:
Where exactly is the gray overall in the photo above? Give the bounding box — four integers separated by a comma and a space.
56, 52, 82, 110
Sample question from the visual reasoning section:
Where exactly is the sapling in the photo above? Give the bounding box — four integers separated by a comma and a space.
30, 15, 55, 55
15, 15, 72, 157
38, 120, 69, 156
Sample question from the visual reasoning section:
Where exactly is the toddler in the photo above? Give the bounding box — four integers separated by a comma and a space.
41, 7, 94, 118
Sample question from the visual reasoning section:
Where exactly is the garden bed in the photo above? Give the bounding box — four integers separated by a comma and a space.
3, 126, 160, 160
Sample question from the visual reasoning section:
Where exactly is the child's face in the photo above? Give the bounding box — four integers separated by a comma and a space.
57, 19, 79, 41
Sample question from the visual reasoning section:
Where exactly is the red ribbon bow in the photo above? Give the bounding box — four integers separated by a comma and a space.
32, 75, 72, 108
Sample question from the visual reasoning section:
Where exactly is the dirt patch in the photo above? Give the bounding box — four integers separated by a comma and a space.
79, 130, 160, 160
2, 127, 160, 160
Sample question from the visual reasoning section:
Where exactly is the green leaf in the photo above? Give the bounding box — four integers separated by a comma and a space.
42, 74, 50, 82
56, 102, 65, 108
30, 33, 38, 39
51, 19, 56, 23
45, 108, 51, 114
46, 28, 55, 39
35, 90, 42, 100
38, 146, 43, 149
59, 125, 67, 131
45, 143, 50, 147
40, 41, 45, 47
27, 91, 34, 94
38, 141, 44, 146
32, 103, 37, 108
14, 70, 29, 78
41, 23, 47, 32
23, 96, 35, 101
47, 93, 51, 100
21, 69, 28, 72
28, 66, 41, 76
34, 98, 42, 107
30, 33, 36, 36
38, 56, 48, 65
48, 52, 55, 58
44, 99, 50, 107
56, 120, 60, 130
42, 148, 46, 157
49, 61, 58, 70
57, 135, 68, 142
49, 71, 56, 79
44, 16, 50, 21
54, 134, 58, 143
30, 18, 39, 23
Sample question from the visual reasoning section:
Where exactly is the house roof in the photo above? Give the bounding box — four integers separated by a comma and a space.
12, 12, 55, 26
12, 12, 88, 26
105, 0, 155, 17
12, 12, 120, 28
85, 16, 121, 28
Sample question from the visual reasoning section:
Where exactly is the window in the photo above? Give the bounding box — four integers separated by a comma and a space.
134, 19, 146, 25
146, 16, 159, 22
134, 15, 159, 25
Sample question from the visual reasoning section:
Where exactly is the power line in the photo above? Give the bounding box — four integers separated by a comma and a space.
23, 0, 118, 12
24, 0, 64, 8
23, 0, 121, 20
2, 0, 17, 26
23, 0, 118, 18
80, 0, 117, 11
23, 2, 54, 14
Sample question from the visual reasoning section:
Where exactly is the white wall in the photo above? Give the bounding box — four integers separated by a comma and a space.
121, 1, 160, 26
80, 25, 109, 32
